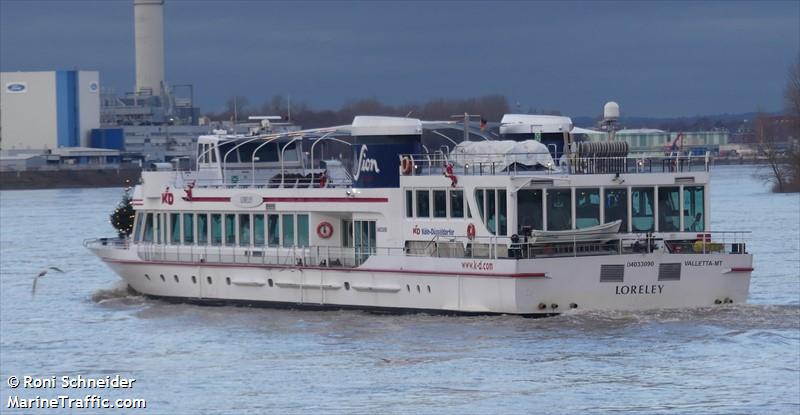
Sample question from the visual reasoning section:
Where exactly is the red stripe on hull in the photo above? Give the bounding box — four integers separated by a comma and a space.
103, 258, 545, 279
263, 197, 389, 203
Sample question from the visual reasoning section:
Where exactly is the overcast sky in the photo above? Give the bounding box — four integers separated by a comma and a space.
1, 0, 798, 117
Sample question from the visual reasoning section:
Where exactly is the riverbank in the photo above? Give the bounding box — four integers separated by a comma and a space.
0, 168, 140, 190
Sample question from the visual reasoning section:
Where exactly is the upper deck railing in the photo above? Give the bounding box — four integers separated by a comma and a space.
400, 152, 710, 177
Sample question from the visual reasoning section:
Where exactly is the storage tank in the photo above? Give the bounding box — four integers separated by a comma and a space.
134, 0, 165, 95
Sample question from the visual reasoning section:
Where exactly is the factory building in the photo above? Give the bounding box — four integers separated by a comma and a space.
1, 70, 100, 150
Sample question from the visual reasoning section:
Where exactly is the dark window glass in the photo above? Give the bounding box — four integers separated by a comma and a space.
134, 212, 143, 242
604, 188, 628, 232
517, 189, 543, 232
253, 214, 265, 246
197, 214, 208, 244
239, 214, 251, 246
170, 213, 181, 244
267, 214, 280, 247
631, 187, 655, 232
183, 213, 194, 244
658, 187, 680, 232
282, 214, 294, 247
433, 190, 447, 218
475, 189, 485, 222
684, 186, 705, 231
225, 214, 236, 246
297, 214, 309, 247
547, 189, 572, 231
211, 214, 222, 245
498, 189, 507, 236
143, 213, 154, 242
487, 189, 496, 234
576, 188, 601, 229
450, 190, 464, 218
405, 190, 413, 217
416, 190, 430, 218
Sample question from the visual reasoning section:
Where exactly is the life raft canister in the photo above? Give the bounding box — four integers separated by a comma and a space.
466, 223, 476, 240
316, 222, 334, 239
400, 156, 413, 175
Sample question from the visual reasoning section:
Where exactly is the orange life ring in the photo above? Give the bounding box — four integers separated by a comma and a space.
466, 223, 476, 240
401, 156, 413, 175
316, 222, 334, 239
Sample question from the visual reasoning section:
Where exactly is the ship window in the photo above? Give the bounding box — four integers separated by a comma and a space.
142, 213, 154, 242
405, 190, 413, 218
486, 189, 496, 234
576, 188, 601, 229
450, 190, 464, 218
282, 214, 295, 247
183, 213, 194, 244
433, 190, 447, 218
133, 212, 144, 242
297, 214, 309, 247
239, 214, 251, 246
342, 220, 353, 248
354, 220, 377, 265
517, 189, 543, 232
170, 213, 181, 244
547, 188, 572, 231
211, 214, 222, 245
253, 214, 265, 246
604, 188, 628, 232
498, 189, 507, 236
416, 190, 430, 218
267, 214, 280, 247
210, 146, 217, 163
225, 214, 236, 246
197, 214, 208, 245
156, 214, 162, 244
475, 189, 485, 223
683, 186, 705, 231
658, 187, 680, 232
632, 187, 655, 232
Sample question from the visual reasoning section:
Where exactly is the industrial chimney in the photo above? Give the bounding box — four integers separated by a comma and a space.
134, 0, 165, 96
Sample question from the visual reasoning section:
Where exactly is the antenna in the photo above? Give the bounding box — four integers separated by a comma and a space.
450, 113, 481, 142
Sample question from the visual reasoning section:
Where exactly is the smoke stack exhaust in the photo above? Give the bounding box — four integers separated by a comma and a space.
134, 0, 165, 95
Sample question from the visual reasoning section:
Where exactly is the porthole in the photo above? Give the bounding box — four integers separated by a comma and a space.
268, 278, 274, 287
344, 282, 350, 291
427, 285, 431, 293
416, 285, 421, 293
191, 275, 197, 284
207, 276, 213, 285
144, 274, 151, 281
174, 275, 179, 283
226, 277, 231, 286
406, 284, 410, 292
160, 274, 165, 282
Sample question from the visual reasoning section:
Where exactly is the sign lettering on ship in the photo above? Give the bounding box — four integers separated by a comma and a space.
351, 141, 419, 188
233, 193, 262, 208
412, 226, 455, 237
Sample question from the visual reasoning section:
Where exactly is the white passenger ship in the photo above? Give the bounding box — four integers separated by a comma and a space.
87, 109, 753, 316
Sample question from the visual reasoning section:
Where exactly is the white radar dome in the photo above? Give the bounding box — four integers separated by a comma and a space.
603, 101, 620, 121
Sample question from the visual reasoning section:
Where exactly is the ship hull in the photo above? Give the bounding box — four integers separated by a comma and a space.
91, 244, 752, 316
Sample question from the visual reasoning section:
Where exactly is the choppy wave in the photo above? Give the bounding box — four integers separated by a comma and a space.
90, 282, 145, 306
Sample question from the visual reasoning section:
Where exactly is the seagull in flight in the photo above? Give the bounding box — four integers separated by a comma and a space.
32, 267, 64, 296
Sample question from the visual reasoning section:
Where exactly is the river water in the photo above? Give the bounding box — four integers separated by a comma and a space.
0, 165, 798, 414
